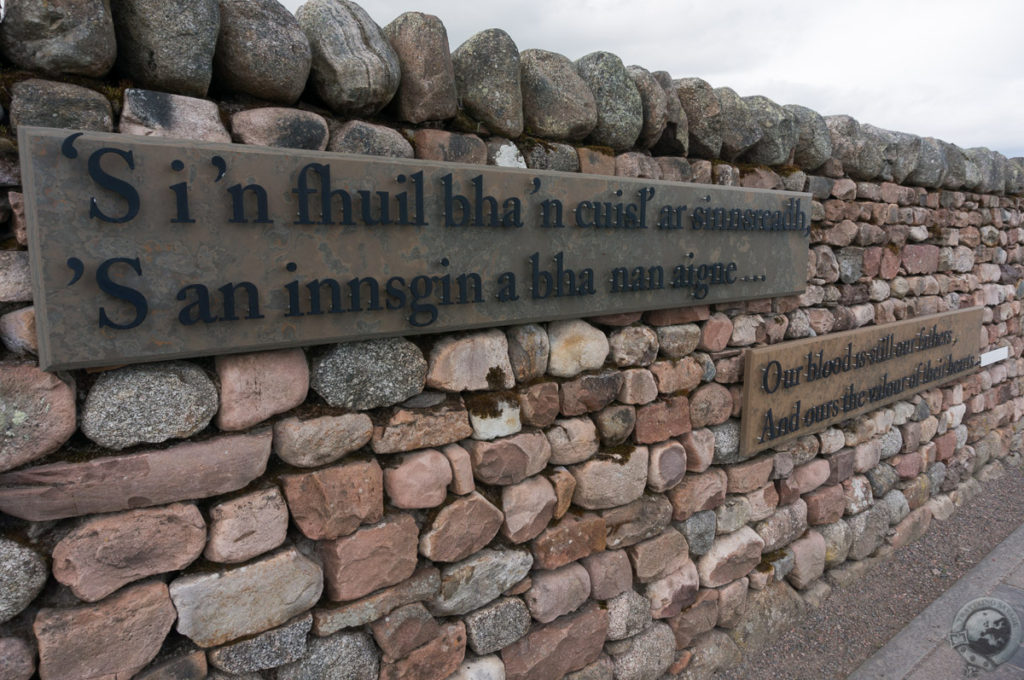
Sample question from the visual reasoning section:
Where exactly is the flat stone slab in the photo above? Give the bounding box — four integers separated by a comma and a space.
169, 546, 323, 648
0, 431, 272, 521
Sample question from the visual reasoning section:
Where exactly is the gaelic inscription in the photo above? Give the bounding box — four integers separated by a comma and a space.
20, 127, 809, 370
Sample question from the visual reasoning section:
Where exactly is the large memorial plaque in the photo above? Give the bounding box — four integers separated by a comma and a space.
20, 127, 809, 370
740, 308, 984, 456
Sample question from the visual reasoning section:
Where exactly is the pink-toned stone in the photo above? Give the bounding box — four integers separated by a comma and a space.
650, 358, 703, 394
370, 602, 441, 662
581, 550, 633, 600
52, 502, 206, 602
726, 456, 774, 494
380, 621, 467, 680
442, 443, 475, 494
570, 445, 649, 509
713, 355, 744, 384
531, 513, 606, 570
0, 306, 36, 355
888, 506, 933, 549
502, 475, 557, 543
902, 244, 940, 274
634, 397, 691, 443
413, 129, 486, 163
463, 431, 551, 485
578, 147, 616, 175
892, 452, 923, 479
518, 382, 560, 427
272, 413, 373, 467
214, 349, 308, 430
320, 514, 419, 601
756, 499, 808, 553
786, 530, 826, 589
803, 484, 846, 525
615, 152, 662, 179
372, 400, 473, 454
668, 467, 727, 520
384, 448, 453, 509
383, 12, 458, 123
933, 430, 957, 462
35, 581, 176, 680
716, 577, 748, 629
0, 431, 272, 521
525, 563, 591, 622
560, 371, 624, 416
0, 364, 76, 473
618, 368, 659, 404
853, 440, 881, 474
588, 312, 643, 326
312, 567, 440, 636
697, 527, 765, 588
205, 487, 288, 563
427, 330, 515, 391
778, 458, 830, 503
547, 466, 577, 519
698, 313, 733, 352
648, 439, 687, 492
683, 428, 716, 472
545, 417, 599, 465
280, 458, 383, 540
645, 306, 710, 326
230, 108, 328, 149
628, 528, 689, 583
688, 383, 733, 429
134, 650, 207, 679
0, 637, 34, 680
825, 447, 856, 484
667, 589, 718, 647
745, 483, 780, 522
501, 603, 609, 680
645, 557, 700, 618
419, 492, 504, 562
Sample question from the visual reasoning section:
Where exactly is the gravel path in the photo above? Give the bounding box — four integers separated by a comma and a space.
716, 460, 1024, 680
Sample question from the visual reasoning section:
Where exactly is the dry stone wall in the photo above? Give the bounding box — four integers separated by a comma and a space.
1, 1, 1023, 679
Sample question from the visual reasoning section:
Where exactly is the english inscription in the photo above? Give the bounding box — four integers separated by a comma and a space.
740, 308, 984, 456
20, 128, 809, 370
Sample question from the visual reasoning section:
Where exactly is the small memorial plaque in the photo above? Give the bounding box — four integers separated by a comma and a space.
20, 127, 809, 370
740, 308, 984, 456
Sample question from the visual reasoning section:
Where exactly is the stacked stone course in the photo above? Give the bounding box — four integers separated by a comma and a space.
1, 1, 1023, 679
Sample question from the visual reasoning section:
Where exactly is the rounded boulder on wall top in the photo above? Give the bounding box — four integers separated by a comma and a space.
0, 0, 117, 77
451, 28, 524, 139
110, 0, 220, 97
297, 0, 401, 117
383, 11, 459, 124
520, 48, 597, 142
214, 0, 312, 104
575, 51, 643, 151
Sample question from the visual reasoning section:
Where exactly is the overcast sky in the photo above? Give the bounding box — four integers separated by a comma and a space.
287, 1, 1024, 159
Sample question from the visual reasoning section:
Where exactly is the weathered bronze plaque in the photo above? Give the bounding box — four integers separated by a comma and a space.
20, 127, 809, 370
740, 308, 984, 456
